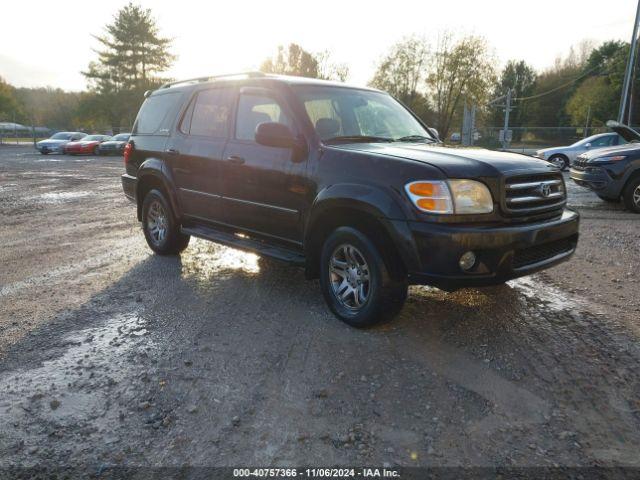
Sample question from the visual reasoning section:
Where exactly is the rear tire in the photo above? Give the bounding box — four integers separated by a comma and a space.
548, 154, 569, 171
622, 176, 640, 213
319, 227, 407, 328
141, 189, 190, 254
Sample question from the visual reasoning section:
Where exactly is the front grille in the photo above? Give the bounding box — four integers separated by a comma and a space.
513, 237, 575, 269
504, 173, 566, 216
572, 155, 588, 170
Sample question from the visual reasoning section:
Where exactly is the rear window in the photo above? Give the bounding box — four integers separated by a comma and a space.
133, 92, 180, 135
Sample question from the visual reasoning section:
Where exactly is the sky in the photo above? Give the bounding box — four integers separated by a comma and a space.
1, 0, 638, 91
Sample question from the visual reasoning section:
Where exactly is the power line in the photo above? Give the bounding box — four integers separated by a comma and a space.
513, 64, 605, 102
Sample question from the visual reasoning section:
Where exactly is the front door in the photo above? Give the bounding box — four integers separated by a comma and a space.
221, 87, 307, 244
166, 86, 235, 223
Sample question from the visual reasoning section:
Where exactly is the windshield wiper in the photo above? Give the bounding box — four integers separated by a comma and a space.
395, 135, 435, 143
324, 135, 394, 144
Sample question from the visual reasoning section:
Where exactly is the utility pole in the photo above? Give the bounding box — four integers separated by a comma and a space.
584, 105, 591, 138
502, 88, 512, 149
618, 0, 640, 123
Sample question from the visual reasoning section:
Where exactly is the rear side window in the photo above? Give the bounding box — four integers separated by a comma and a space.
183, 88, 234, 137
134, 92, 180, 135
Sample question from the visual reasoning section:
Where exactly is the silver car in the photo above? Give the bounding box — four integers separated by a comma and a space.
534, 133, 626, 170
36, 132, 86, 155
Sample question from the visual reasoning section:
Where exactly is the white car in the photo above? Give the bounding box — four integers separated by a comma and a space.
535, 133, 626, 170
36, 132, 87, 155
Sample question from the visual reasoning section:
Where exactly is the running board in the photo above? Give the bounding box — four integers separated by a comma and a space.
182, 225, 306, 265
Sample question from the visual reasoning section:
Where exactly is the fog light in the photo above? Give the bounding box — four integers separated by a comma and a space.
459, 251, 476, 271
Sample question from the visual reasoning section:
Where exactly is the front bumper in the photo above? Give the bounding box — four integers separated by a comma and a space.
569, 166, 624, 198
406, 209, 579, 290
37, 145, 64, 154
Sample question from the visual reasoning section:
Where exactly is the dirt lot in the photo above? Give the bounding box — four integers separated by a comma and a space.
0, 146, 639, 474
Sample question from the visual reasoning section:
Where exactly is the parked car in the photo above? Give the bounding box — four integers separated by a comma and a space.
36, 132, 86, 154
534, 132, 626, 170
570, 121, 640, 212
64, 134, 112, 155
450, 132, 461, 142
97, 133, 131, 155
121, 72, 579, 327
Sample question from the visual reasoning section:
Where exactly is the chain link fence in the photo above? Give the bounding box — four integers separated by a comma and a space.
0, 123, 132, 146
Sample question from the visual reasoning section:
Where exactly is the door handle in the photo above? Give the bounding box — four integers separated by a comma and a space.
226, 155, 245, 165
165, 148, 180, 155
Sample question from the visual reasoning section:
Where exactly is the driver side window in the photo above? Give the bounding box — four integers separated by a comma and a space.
235, 94, 291, 141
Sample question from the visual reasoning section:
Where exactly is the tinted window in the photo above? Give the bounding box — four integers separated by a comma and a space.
51, 132, 72, 140
187, 88, 233, 137
113, 134, 130, 141
591, 135, 615, 147
134, 92, 180, 135
235, 94, 291, 141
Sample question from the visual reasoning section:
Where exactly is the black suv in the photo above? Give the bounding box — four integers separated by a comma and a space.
570, 121, 640, 212
121, 72, 579, 327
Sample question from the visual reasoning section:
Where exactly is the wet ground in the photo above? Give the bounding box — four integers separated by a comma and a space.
0, 146, 639, 474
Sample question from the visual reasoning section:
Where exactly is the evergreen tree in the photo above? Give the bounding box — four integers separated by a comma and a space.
83, 3, 175, 130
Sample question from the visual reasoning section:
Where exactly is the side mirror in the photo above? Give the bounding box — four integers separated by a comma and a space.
428, 127, 440, 141
255, 122, 297, 148
585, 143, 591, 148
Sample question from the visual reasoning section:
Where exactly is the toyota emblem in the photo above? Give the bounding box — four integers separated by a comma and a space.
540, 184, 552, 197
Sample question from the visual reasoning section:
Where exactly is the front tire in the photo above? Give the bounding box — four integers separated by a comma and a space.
548, 155, 569, 171
622, 176, 640, 213
319, 227, 407, 328
142, 189, 190, 254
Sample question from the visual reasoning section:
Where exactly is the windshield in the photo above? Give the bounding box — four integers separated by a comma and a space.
292, 86, 432, 143
113, 134, 130, 141
51, 132, 73, 140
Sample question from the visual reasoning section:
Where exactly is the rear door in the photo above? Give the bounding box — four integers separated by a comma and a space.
166, 86, 235, 223
220, 86, 307, 244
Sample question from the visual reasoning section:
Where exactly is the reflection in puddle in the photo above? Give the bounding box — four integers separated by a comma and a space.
509, 276, 587, 313
181, 239, 260, 280
40, 191, 92, 202
0, 312, 150, 429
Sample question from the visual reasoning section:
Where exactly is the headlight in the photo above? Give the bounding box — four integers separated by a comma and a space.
590, 155, 626, 164
534, 151, 545, 159
405, 180, 493, 214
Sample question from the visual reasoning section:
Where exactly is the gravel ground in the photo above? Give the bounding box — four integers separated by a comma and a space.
0, 146, 639, 475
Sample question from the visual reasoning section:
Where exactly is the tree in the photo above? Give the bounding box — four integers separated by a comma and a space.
0, 77, 21, 121
369, 36, 430, 107
260, 44, 320, 78
315, 50, 349, 82
83, 2, 175, 130
566, 76, 616, 126
491, 60, 537, 128
428, 33, 496, 139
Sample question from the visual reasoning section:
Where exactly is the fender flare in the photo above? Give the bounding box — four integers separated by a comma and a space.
135, 158, 181, 221
304, 183, 420, 275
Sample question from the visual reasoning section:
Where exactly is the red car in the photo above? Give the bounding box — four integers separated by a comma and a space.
64, 135, 112, 155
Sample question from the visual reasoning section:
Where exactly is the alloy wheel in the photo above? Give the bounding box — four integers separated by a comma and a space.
329, 244, 371, 310
147, 200, 168, 245
634, 185, 640, 207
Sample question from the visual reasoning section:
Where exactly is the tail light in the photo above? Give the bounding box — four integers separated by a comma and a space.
123, 142, 133, 165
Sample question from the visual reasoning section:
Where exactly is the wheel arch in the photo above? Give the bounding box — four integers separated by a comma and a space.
304, 186, 414, 280
135, 159, 180, 222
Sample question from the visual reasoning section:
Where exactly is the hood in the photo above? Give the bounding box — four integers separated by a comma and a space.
333, 143, 557, 177
101, 140, 125, 146
606, 120, 640, 142
580, 142, 640, 160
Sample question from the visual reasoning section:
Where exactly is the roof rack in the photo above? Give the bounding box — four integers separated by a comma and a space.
159, 71, 266, 90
